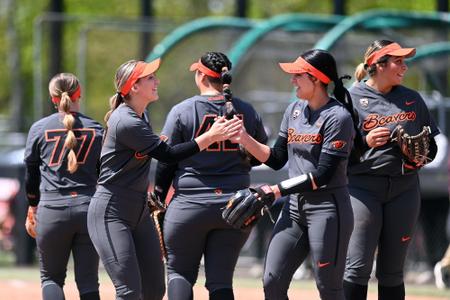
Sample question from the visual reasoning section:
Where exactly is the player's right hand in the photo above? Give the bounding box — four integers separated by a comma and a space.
229, 119, 248, 144
25, 206, 37, 238
366, 127, 390, 148
208, 115, 242, 143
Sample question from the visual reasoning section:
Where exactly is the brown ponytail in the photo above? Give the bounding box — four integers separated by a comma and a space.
104, 60, 138, 123
48, 73, 81, 174
59, 91, 78, 173
354, 63, 367, 82
104, 92, 124, 123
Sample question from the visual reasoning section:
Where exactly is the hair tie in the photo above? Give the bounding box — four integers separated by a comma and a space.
339, 75, 351, 81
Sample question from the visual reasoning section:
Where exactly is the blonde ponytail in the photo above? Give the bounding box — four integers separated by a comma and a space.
59, 91, 78, 173
354, 63, 367, 82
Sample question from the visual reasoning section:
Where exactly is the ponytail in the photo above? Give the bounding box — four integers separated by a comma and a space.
104, 92, 124, 123
220, 66, 236, 119
354, 63, 367, 82
333, 76, 364, 159
59, 91, 78, 174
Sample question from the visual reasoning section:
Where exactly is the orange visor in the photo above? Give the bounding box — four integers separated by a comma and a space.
189, 60, 221, 78
120, 58, 161, 96
366, 43, 416, 66
279, 56, 331, 84
51, 85, 81, 104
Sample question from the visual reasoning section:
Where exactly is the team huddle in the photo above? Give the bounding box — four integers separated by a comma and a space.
23, 40, 439, 300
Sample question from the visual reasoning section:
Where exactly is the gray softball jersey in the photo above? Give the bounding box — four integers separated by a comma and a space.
24, 112, 103, 299
161, 95, 268, 194
279, 98, 355, 189
98, 103, 161, 194
263, 99, 355, 300
24, 112, 103, 199
348, 81, 439, 176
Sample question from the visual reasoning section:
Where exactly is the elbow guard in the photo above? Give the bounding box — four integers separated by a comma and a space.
277, 173, 318, 197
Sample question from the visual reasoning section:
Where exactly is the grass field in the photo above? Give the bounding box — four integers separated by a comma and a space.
1, 265, 450, 300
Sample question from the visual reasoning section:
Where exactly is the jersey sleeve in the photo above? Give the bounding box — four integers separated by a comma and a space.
161, 106, 184, 146
322, 111, 354, 158
117, 116, 162, 155
278, 104, 293, 139
418, 95, 440, 138
24, 122, 42, 165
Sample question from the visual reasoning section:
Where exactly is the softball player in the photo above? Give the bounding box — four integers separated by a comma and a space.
86, 58, 241, 300
230, 49, 359, 300
343, 40, 439, 300
24, 73, 104, 300
153, 52, 268, 300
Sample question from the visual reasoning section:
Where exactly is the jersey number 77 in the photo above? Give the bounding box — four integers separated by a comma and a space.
45, 129, 96, 166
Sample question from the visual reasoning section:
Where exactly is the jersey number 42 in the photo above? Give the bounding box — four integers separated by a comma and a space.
195, 114, 241, 152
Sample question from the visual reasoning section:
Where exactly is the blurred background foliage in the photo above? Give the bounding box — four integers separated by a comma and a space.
0, 0, 443, 132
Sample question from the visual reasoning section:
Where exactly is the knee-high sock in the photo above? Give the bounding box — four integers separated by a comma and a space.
378, 283, 405, 300
209, 288, 234, 300
343, 280, 368, 300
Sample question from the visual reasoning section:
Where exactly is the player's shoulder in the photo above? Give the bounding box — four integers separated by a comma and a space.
76, 112, 104, 130
324, 99, 352, 123
392, 85, 421, 98
171, 96, 199, 111
232, 97, 255, 111
29, 113, 59, 132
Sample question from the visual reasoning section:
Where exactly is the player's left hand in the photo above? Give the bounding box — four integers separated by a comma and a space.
222, 184, 276, 229
25, 206, 37, 238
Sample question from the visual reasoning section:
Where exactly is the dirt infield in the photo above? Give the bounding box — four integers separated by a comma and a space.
1, 279, 450, 300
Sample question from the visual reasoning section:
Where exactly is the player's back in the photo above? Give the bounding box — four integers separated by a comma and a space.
25, 112, 104, 195
162, 95, 267, 192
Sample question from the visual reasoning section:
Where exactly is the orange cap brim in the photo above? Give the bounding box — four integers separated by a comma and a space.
119, 58, 161, 96
189, 60, 221, 78
189, 62, 199, 72
366, 43, 416, 66
278, 62, 307, 74
138, 58, 161, 78
388, 48, 416, 58
279, 57, 331, 84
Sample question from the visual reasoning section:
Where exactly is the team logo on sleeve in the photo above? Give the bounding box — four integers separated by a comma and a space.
134, 151, 148, 160
359, 98, 369, 108
331, 140, 346, 149
292, 110, 301, 120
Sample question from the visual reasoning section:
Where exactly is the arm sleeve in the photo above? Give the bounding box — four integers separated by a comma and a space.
428, 135, 437, 162
154, 161, 177, 201
24, 123, 42, 206
148, 140, 199, 163
278, 152, 344, 196
24, 163, 40, 207
248, 110, 269, 167
264, 135, 289, 170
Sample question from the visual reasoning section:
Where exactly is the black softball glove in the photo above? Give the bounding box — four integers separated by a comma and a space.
222, 184, 275, 229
